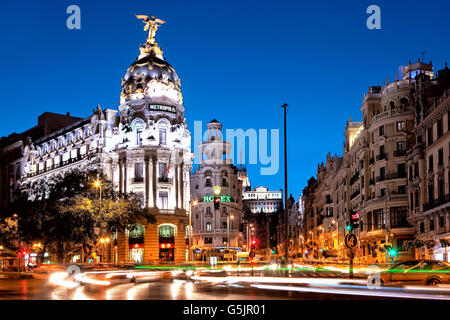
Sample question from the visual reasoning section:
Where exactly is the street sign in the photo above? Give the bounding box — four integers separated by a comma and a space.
345, 233, 358, 248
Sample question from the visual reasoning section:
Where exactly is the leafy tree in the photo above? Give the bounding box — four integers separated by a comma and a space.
5, 169, 156, 263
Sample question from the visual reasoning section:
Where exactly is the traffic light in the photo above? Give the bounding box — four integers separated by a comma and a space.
388, 248, 398, 257
348, 210, 360, 231
251, 239, 257, 251
214, 196, 220, 210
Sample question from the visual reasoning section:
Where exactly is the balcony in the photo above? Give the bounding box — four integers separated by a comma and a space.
158, 177, 172, 184
386, 172, 407, 180
376, 176, 386, 182
394, 150, 406, 157
350, 189, 360, 200
350, 172, 360, 185
376, 153, 386, 161
423, 194, 450, 212
369, 158, 374, 165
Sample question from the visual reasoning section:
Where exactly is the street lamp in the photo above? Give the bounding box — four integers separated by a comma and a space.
213, 185, 221, 196
189, 199, 198, 262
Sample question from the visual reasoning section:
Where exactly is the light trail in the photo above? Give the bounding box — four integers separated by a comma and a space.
250, 284, 450, 300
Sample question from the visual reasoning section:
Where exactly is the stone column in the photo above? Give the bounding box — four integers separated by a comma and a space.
179, 162, 184, 210
152, 156, 157, 208
419, 157, 425, 207
175, 164, 179, 209
123, 159, 128, 194
119, 160, 123, 195
145, 157, 150, 207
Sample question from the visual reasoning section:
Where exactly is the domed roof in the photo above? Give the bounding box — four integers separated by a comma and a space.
120, 41, 182, 105
123, 54, 180, 88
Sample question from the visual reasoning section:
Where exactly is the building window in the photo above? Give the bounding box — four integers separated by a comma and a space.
420, 222, 425, 233
379, 125, 385, 137
159, 225, 175, 238
430, 219, 435, 231
439, 216, 445, 228
206, 222, 212, 231
222, 222, 227, 229
205, 178, 212, 187
428, 155, 434, 172
398, 185, 406, 194
134, 162, 143, 181
437, 119, 443, 138
159, 128, 166, 145
159, 163, 168, 181
158, 191, 168, 209
396, 121, 405, 132
136, 129, 142, 145
380, 188, 386, 197
204, 237, 212, 244
427, 127, 433, 146
438, 148, 443, 166
222, 237, 228, 244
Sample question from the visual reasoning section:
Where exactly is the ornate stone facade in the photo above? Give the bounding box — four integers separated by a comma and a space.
15, 20, 193, 264
190, 120, 244, 261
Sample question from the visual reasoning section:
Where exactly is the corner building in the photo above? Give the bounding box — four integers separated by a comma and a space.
302, 59, 450, 263
190, 120, 244, 261
18, 21, 193, 264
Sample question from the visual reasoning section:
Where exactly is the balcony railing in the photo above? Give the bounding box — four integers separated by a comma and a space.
423, 194, 450, 212
350, 172, 360, 185
158, 177, 172, 183
133, 177, 144, 183
376, 176, 386, 182
394, 150, 406, 157
376, 153, 386, 161
350, 189, 360, 200
386, 172, 407, 180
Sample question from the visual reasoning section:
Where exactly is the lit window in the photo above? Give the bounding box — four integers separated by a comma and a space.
158, 191, 168, 209
159, 128, 166, 145
136, 129, 142, 145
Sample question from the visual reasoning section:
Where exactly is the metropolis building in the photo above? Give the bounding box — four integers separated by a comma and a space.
5, 18, 193, 264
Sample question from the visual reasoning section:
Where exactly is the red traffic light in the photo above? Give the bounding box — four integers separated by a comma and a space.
214, 197, 220, 204
251, 240, 257, 245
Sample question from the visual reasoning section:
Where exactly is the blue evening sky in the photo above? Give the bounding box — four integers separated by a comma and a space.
0, 0, 449, 200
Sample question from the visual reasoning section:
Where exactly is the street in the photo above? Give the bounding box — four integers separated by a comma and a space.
1, 265, 450, 300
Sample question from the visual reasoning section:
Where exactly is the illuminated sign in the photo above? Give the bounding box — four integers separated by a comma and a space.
149, 104, 176, 113
203, 195, 231, 202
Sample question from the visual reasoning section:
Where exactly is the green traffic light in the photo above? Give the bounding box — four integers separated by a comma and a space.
346, 225, 352, 231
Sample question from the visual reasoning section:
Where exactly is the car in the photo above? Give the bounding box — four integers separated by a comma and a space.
369, 260, 450, 286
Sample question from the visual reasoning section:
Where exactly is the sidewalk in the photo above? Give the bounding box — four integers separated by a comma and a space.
0, 272, 34, 279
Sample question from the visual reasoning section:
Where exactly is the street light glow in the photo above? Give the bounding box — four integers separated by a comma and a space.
213, 185, 221, 195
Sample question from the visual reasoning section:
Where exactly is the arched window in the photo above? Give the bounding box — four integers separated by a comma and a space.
390, 101, 395, 110
159, 224, 176, 238
204, 170, 212, 177
221, 177, 228, 187
129, 224, 145, 238
206, 222, 212, 231
205, 178, 212, 187
222, 221, 227, 229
